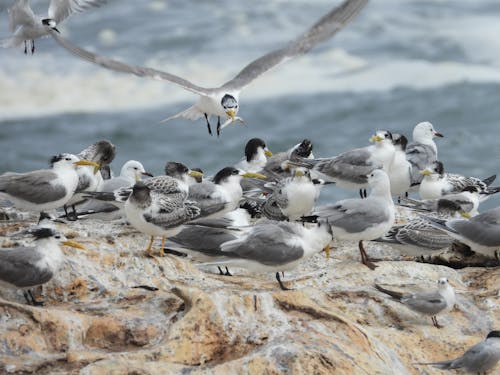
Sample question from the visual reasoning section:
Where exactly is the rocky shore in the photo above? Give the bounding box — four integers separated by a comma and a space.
0, 208, 498, 374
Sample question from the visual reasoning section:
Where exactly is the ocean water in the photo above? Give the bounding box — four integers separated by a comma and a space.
1, 0, 499, 208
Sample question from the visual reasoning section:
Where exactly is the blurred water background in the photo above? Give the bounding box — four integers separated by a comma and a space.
1, 0, 500, 207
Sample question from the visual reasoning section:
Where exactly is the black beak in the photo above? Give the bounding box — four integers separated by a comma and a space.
142, 171, 154, 177
434, 132, 444, 138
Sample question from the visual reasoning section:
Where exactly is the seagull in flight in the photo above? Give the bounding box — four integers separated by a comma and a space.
2, 0, 108, 54
49, 0, 368, 136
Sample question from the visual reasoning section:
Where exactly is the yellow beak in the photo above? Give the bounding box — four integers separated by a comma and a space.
460, 211, 472, 219
294, 169, 305, 177
62, 240, 86, 250
369, 135, 384, 143
226, 109, 236, 119
419, 169, 433, 176
264, 148, 273, 157
241, 172, 267, 179
188, 170, 204, 178
74, 160, 101, 174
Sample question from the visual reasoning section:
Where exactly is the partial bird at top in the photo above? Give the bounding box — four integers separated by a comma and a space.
48, 0, 368, 136
2, 0, 108, 54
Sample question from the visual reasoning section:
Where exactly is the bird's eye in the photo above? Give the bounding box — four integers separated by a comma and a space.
134, 167, 138, 170
65, 158, 71, 161
55, 235, 61, 239
233, 170, 239, 175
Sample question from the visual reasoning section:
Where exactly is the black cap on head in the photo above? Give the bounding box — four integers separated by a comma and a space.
221, 94, 237, 109
164, 161, 189, 177
244, 138, 267, 162
213, 167, 239, 184
49, 154, 66, 166
31, 227, 57, 239
392, 134, 408, 150
486, 330, 500, 339
434, 161, 445, 175
294, 139, 314, 158
437, 199, 461, 213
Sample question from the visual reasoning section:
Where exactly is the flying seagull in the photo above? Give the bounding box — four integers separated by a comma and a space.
48, 0, 368, 136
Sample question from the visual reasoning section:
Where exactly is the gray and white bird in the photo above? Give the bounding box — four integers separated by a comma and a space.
2, 0, 108, 54
0, 227, 84, 305
124, 181, 201, 256
388, 133, 412, 197
49, 0, 368, 135
199, 220, 333, 290
234, 138, 273, 173
416, 330, 500, 374
77, 139, 116, 180
311, 169, 395, 269
419, 161, 499, 201
293, 130, 395, 198
406, 121, 444, 189
189, 167, 266, 219
0, 153, 98, 219
375, 277, 456, 328
164, 161, 203, 186
262, 139, 315, 178
426, 206, 500, 259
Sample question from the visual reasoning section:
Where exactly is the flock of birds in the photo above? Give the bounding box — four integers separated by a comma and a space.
1, 0, 500, 373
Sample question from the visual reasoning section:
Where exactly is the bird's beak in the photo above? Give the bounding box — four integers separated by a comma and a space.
369, 135, 383, 143
74, 160, 101, 174
142, 171, 154, 177
188, 170, 204, 178
434, 131, 444, 138
241, 172, 267, 179
323, 244, 331, 260
225, 109, 236, 120
294, 169, 305, 177
264, 148, 273, 157
53, 27, 60, 34
62, 240, 86, 250
419, 169, 433, 176
460, 211, 472, 219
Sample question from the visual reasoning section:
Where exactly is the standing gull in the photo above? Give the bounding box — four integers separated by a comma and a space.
387, 133, 412, 198
415, 330, 500, 374
375, 277, 456, 328
406, 121, 443, 189
0, 227, 85, 305
425, 206, 500, 259
0, 153, 98, 220
2, 0, 108, 54
49, 0, 368, 135
200, 220, 333, 290
310, 169, 395, 269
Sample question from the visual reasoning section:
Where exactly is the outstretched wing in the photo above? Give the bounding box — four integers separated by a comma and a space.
48, 0, 108, 23
220, 0, 368, 91
49, 31, 214, 96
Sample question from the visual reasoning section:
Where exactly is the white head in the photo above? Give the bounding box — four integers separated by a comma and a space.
369, 130, 393, 147
437, 277, 450, 290
413, 122, 444, 143
50, 153, 98, 171
420, 161, 444, 181
366, 169, 391, 196
120, 160, 152, 182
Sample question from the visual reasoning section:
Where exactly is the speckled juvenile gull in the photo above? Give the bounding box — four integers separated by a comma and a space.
375, 277, 455, 328
0, 227, 84, 305
2, 0, 108, 54
199, 220, 332, 290
425, 206, 500, 258
49, 0, 367, 135
415, 330, 500, 373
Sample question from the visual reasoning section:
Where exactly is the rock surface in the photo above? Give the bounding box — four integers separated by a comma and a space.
0, 208, 498, 374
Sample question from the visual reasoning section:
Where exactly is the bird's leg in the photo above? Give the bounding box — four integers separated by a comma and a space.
363, 189, 367, 198
323, 244, 331, 260
218, 266, 225, 275
276, 272, 292, 291
31, 40, 35, 54
431, 316, 443, 329
27, 290, 44, 306
158, 236, 167, 256
23, 291, 31, 304
224, 267, 232, 276
24, 40, 27, 55
359, 189, 364, 198
217, 116, 221, 137
66, 205, 78, 221
145, 236, 155, 256
358, 240, 377, 270
204, 113, 213, 136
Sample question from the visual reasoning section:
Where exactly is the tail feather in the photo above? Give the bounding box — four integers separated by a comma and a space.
159, 105, 203, 123
374, 284, 404, 300
423, 215, 457, 234
485, 185, 500, 195
482, 174, 496, 186
413, 360, 454, 370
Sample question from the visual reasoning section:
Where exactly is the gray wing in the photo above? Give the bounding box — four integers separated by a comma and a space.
449, 208, 500, 247
48, 0, 108, 23
316, 199, 390, 233
221, 225, 304, 266
221, 0, 368, 91
393, 219, 452, 250
0, 247, 53, 288
401, 291, 447, 315
262, 194, 287, 221
8, 0, 36, 32
49, 31, 213, 96
144, 195, 199, 229
188, 183, 227, 216
406, 142, 436, 185
314, 148, 377, 183
169, 225, 238, 256
427, 341, 494, 370
101, 176, 132, 192
0, 170, 67, 204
